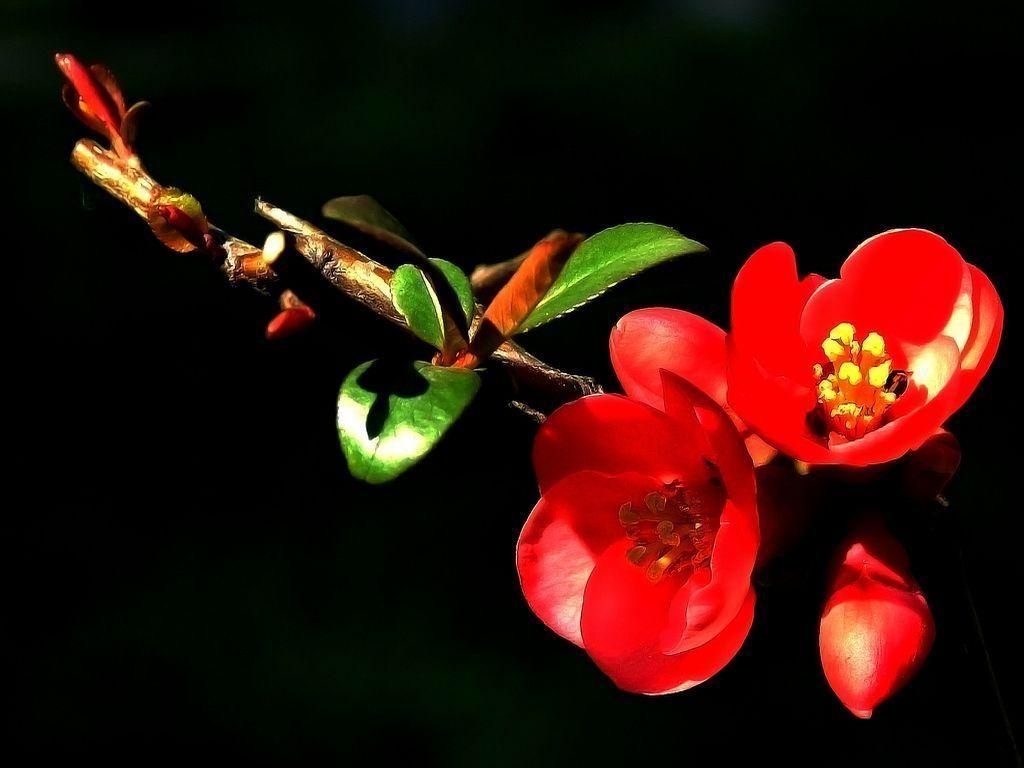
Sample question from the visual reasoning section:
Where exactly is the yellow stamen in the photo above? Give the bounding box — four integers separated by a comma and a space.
817, 379, 838, 401
822, 338, 846, 362
837, 361, 863, 386
862, 332, 886, 357
867, 360, 892, 388
812, 324, 911, 441
830, 323, 856, 345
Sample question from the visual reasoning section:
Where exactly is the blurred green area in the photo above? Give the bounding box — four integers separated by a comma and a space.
7, 0, 1020, 762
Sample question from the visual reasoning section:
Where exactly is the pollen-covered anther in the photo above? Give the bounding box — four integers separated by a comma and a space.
812, 323, 910, 441
617, 485, 721, 582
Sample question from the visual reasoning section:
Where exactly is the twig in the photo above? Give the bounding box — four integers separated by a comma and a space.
509, 400, 547, 424
70, 140, 602, 407
470, 252, 528, 302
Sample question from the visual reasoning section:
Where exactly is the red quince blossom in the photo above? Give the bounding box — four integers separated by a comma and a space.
610, 307, 777, 466
729, 230, 1001, 465
819, 521, 934, 718
517, 373, 759, 694
612, 230, 1002, 466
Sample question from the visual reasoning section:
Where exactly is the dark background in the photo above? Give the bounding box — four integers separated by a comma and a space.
7, 0, 1020, 763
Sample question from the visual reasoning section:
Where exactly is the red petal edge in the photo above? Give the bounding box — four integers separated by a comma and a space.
610, 309, 729, 410
731, 242, 825, 380
800, 229, 971, 350
532, 394, 710, 493
517, 471, 664, 647
581, 543, 756, 695
951, 265, 1003, 411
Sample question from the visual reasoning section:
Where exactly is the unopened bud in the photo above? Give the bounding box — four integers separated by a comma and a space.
819, 521, 934, 718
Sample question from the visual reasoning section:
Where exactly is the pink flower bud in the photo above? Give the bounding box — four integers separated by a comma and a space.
819, 521, 934, 718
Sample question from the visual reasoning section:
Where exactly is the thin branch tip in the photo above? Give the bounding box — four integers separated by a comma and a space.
68, 138, 600, 409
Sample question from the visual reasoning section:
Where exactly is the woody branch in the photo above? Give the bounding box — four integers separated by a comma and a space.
69, 140, 601, 407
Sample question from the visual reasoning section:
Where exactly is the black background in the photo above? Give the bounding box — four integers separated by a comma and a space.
8, 0, 1021, 763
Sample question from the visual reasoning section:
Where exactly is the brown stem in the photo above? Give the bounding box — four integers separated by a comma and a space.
470, 252, 528, 302
70, 139, 601, 407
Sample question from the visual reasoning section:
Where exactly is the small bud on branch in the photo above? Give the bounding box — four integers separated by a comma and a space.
61, 54, 601, 410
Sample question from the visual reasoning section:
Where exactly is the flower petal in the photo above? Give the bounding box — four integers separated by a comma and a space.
731, 242, 825, 379
952, 265, 1003, 410
661, 371, 756, 513
571, 380, 758, 675
813, 263, 999, 466
517, 471, 662, 647
820, 580, 933, 718
659, 372, 758, 651
800, 229, 970, 349
941, 262, 975, 351
828, 520, 915, 594
610, 309, 729, 410
655, 589, 756, 695
820, 521, 934, 718
727, 336, 832, 463
663, 499, 757, 653
730, 329, 965, 467
581, 545, 755, 695
611, 311, 775, 466
532, 394, 709, 492
825, 335, 963, 465
550, 374, 759, 657
743, 433, 778, 468
580, 543, 681, 662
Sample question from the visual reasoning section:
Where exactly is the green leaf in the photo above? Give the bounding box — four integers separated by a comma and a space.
392, 264, 446, 350
322, 196, 475, 343
517, 223, 706, 332
322, 195, 425, 259
337, 360, 480, 484
429, 258, 476, 325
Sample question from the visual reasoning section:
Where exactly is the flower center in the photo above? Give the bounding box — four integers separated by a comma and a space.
812, 323, 910, 441
617, 483, 722, 582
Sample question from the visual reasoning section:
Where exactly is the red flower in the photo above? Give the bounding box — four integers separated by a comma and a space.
517, 373, 759, 694
610, 307, 777, 466
819, 521, 934, 718
55, 53, 144, 160
729, 230, 1001, 465
612, 230, 1002, 466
